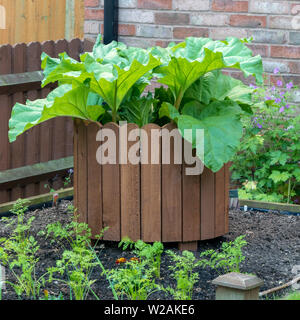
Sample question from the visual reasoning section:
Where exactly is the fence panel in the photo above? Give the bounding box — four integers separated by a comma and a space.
0, 0, 84, 45
0, 38, 93, 204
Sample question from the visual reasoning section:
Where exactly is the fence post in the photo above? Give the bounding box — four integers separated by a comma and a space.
212, 272, 264, 300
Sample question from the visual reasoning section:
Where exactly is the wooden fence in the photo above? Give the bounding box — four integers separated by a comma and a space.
0, 38, 94, 205
0, 0, 84, 45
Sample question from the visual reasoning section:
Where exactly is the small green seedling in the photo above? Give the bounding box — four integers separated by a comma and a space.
199, 235, 247, 274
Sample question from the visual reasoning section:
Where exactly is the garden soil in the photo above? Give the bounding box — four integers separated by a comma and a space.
0, 200, 299, 300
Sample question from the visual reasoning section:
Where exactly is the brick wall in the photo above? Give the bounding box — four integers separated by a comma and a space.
84, 0, 300, 93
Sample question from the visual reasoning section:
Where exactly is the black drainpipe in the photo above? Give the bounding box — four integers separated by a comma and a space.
104, 0, 119, 44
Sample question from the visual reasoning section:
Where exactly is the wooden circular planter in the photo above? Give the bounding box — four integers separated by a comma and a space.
74, 120, 229, 250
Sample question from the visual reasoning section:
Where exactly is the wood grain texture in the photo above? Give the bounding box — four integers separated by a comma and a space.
0, 39, 88, 204
101, 123, 121, 241
0, 0, 84, 45
73, 122, 229, 244
10, 43, 26, 200
120, 123, 141, 242
87, 122, 103, 238
0, 44, 11, 203
161, 123, 182, 242
200, 166, 215, 240
224, 163, 230, 234
39, 41, 55, 194
75, 120, 88, 224
215, 166, 225, 237
141, 124, 161, 242
182, 148, 201, 242
25, 42, 41, 198
73, 120, 79, 221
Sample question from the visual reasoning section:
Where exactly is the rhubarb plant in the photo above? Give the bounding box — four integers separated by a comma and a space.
9, 35, 263, 172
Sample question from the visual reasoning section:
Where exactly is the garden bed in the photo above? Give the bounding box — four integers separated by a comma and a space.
0, 200, 299, 300
239, 199, 300, 215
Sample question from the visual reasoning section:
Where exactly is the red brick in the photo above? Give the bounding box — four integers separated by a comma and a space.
155, 40, 171, 48
271, 46, 300, 59
173, 27, 209, 39
85, 9, 104, 20
155, 12, 189, 25
246, 44, 269, 57
212, 0, 248, 12
222, 70, 255, 85
269, 75, 284, 86
288, 61, 300, 74
137, 0, 172, 10
230, 15, 266, 28
118, 24, 136, 36
282, 75, 300, 86
84, 0, 100, 7
269, 75, 300, 87
290, 3, 300, 15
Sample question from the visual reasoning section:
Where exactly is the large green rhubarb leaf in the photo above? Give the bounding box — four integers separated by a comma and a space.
161, 100, 244, 172
9, 85, 104, 142
154, 37, 263, 109
121, 93, 157, 127
41, 52, 86, 87
184, 71, 254, 112
178, 103, 243, 172
83, 53, 161, 119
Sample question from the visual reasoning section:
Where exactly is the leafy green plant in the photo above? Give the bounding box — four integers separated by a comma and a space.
43, 208, 103, 300
119, 237, 164, 278
231, 70, 300, 204
165, 250, 203, 300
199, 235, 247, 274
64, 169, 74, 188
9, 35, 263, 173
282, 290, 300, 300
238, 183, 285, 203
106, 258, 160, 300
0, 199, 46, 299
43, 168, 74, 193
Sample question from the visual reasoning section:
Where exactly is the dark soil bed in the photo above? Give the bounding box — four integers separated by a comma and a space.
0, 200, 299, 300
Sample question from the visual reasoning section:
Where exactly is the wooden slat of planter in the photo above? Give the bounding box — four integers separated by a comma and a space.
76, 120, 88, 224
73, 120, 79, 222
141, 124, 162, 242
87, 123, 103, 238
120, 123, 141, 241
102, 123, 121, 241
215, 166, 225, 237
224, 163, 230, 233
201, 167, 215, 240
182, 148, 201, 242
161, 123, 182, 242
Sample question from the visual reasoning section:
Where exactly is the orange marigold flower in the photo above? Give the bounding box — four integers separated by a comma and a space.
130, 257, 140, 262
116, 257, 127, 264
44, 290, 49, 299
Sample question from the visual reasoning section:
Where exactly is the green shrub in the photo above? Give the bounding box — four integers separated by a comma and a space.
199, 235, 247, 274
231, 72, 300, 204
